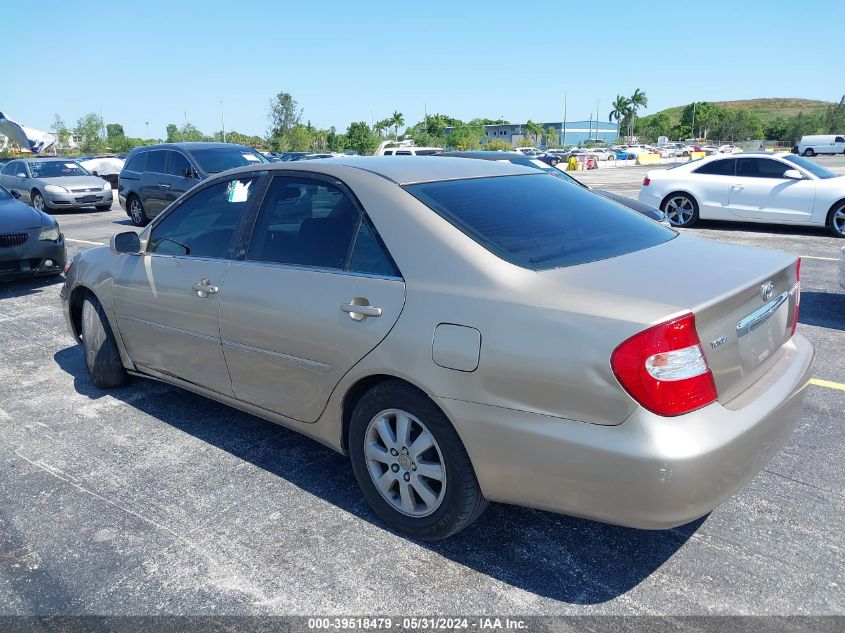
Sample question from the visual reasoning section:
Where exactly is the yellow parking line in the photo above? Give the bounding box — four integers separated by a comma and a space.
801, 255, 838, 262
65, 238, 104, 246
810, 378, 845, 392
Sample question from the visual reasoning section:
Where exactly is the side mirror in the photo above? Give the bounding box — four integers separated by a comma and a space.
783, 169, 804, 180
110, 231, 141, 254
181, 168, 198, 179
9, 190, 21, 199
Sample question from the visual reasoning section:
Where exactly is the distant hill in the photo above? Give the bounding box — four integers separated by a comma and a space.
655, 98, 835, 124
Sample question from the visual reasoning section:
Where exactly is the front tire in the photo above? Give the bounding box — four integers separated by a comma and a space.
803, 148, 815, 157
349, 380, 487, 540
127, 195, 149, 227
828, 201, 845, 238
662, 193, 700, 227
32, 190, 47, 212
81, 293, 128, 389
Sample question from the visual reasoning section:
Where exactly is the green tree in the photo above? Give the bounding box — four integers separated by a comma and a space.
483, 139, 512, 151
544, 126, 559, 147
389, 110, 405, 140
345, 121, 379, 155
268, 91, 302, 139
822, 95, 845, 134
326, 127, 343, 152
765, 118, 789, 141
74, 113, 106, 154
680, 102, 721, 139
166, 124, 181, 143
626, 88, 648, 139
179, 122, 207, 142
52, 114, 70, 149
286, 125, 314, 151
447, 121, 485, 150
608, 94, 630, 141
106, 123, 124, 139
523, 120, 544, 146
711, 110, 764, 141
783, 112, 821, 144
635, 112, 671, 142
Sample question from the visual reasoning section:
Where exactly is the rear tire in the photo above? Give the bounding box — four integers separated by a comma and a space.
127, 195, 148, 226
662, 192, 699, 228
81, 293, 128, 389
803, 148, 815, 157
349, 380, 487, 540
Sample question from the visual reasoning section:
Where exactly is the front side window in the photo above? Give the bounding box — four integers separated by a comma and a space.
247, 176, 360, 270
693, 158, 735, 176
405, 174, 675, 271
148, 176, 257, 258
784, 155, 838, 179
736, 158, 790, 179
168, 151, 192, 177
145, 150, 167, 174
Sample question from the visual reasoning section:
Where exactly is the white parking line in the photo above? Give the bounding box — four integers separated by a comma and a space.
65, 238, 104, 246
801, 255, 838, 262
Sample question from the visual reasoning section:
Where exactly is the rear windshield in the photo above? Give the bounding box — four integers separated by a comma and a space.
405, 174, 675, 270
190, 148, 268, 174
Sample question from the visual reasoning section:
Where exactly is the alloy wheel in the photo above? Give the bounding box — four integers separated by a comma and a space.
33, 193, 44, 211
364, 408, 447, 518
129, 199, 143, 224
664, 195, 696, 226
831, 204, 845, 237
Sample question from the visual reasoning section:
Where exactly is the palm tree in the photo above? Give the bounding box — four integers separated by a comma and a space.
390, 110, 405, 140
524, 120, 544, 146
608, 94, 630, 142
628, 89, 648, 140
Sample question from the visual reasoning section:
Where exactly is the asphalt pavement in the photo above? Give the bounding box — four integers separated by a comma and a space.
0, 158, 843, 617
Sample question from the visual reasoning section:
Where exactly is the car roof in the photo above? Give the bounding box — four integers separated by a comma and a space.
218, 155, 537, 185
128, 142, 253, 154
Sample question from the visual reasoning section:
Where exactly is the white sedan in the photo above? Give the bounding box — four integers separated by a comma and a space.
638, 152, 845, 237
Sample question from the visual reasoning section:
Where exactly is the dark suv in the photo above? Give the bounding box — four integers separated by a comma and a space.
118, 142, 268, 226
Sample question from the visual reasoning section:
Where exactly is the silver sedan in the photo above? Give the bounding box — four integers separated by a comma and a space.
60, 157, 814, 540
0, 157, 113, 211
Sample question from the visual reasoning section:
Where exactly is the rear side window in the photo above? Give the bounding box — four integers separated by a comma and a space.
694, 159, 735, 176
146, 150, 167, 174
405, 174, 675, 270
349, 218, 400, 277
125, 153, 146, 172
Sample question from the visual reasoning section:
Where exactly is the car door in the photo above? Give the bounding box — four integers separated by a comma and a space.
218, 173, 406, 422
4, 161, 28, 202
689, 158, 736, 219
139, 149, 169, 218
834, 136, 845, 154
163, 150, 198, 208
729, 157, 816, 222
112, 173, 262, 395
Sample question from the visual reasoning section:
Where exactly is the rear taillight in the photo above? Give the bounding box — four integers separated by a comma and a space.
642, 177, 651, 186
611, 313, 717, 417
790, 257, 801, 336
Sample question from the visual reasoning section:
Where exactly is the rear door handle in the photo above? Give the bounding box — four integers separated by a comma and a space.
191, 279, 219, 298
341, 300, 382, 321
159, 183, 172, 189
731, 184, 744, 189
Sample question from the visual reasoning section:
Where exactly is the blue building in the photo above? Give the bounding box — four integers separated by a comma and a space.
445, 121, 618, 148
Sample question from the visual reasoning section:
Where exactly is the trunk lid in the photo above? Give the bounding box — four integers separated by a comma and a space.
534, 234, 799, 404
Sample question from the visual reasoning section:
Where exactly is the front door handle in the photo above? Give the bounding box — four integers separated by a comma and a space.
191, 279, 219, 298
159, 183, 172, 189
341, 299, 382, 321
731, 184, 744, 189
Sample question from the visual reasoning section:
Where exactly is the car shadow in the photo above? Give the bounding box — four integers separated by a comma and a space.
800, 290, 845, 331
694, 219, 833, 238
53, 345, 701, 605
0, 274, 63, 300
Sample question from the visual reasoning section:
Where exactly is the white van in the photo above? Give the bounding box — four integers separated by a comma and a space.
798, 134, 845, 156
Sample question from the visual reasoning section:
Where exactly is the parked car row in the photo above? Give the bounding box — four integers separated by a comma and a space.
0, 157, 113, 211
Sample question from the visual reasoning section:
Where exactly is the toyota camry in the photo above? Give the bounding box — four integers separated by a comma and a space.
60, 157, 814, 540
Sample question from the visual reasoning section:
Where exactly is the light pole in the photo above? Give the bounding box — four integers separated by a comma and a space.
145, 121, 149, 138
220, 100, 226, 142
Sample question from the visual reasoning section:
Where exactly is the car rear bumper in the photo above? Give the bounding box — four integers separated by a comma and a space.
45, 189, 113, 209
437, 333, 814, 529
0, 236, 66, 280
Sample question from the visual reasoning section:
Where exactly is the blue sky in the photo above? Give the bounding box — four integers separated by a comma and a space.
2, 0, 842, 138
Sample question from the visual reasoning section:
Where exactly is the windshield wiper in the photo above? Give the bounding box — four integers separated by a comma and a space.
528, 245, 570, 264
